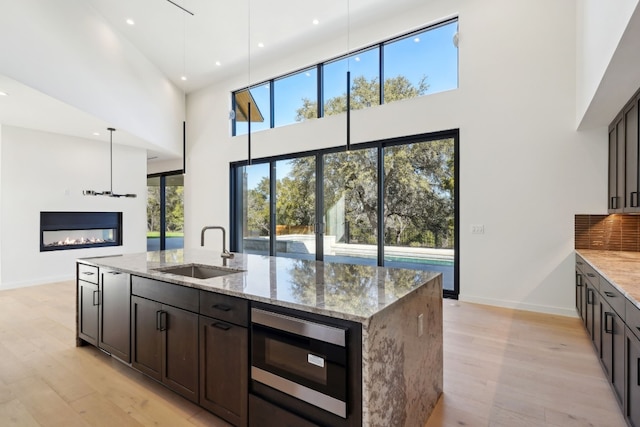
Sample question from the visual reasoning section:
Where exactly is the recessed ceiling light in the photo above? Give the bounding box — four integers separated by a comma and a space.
0, 91, 7, 96
312, 19, 319, 25
414, 37, 420, 43
181, 76, 187, 81
305, 72, 311, 77
93, 132, 100, 136
258, 42, 264, 48
126, 18, 135, 25
215, 61, 221, 66
354, 56, 360, 62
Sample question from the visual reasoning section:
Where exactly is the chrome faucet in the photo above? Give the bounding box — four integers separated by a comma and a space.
201, 226, 235, 262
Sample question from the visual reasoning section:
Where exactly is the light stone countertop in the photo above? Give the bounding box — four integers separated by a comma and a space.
78, 247, 441, 324
576, 249, 640, 309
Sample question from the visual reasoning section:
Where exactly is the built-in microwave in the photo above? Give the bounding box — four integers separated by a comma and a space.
250, 303, 362, 426
251, 307, 348, 418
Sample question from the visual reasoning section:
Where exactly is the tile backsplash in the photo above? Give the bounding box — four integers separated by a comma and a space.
575, 214, 640, 251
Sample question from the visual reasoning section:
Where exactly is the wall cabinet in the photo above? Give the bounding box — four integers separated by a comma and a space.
199, 292, 248, 427
131, 277, 199, 403
76, 263, 130, 362
608, 92, 640, 213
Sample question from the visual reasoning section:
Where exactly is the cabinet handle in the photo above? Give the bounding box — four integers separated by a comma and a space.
611, 196, 619, 209
82, 271, 95, 276
604, 312, 614, 334
212, 322, 231, 331
587, 288, 594, 305
107, 271, 122, 275
632, 192, 639, 208
604, 291, 616, 298
637, 358, 640, 387
586, 273, 595, 278
212, 303, 232, 312
156, 311, 167, 331
92, 290, 100, 306
577, 261, 584, 265
576, 273, 583, 287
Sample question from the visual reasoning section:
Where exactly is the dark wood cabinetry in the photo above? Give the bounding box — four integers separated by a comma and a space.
249, 395, 320, 427
199, 292, 248, 427
77, 264, 99, 346
626, 326, 640, 427
600, 297, 625, 406
131, 277, 199, 403
609, 92, 640, 213
99, 269, 131, 362
77, 263, 130, 362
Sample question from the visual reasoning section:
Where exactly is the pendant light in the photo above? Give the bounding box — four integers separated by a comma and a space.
83, 128, 137, 198
246, 0, 252, 165
346, 0, 351, 152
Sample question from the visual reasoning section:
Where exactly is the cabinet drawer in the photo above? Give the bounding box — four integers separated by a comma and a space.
200, 291, 248, 327
132, 275, 199, 313
626, 299, 640, 340
575, 255, 599, 289
600, 278, 625, 318
78, 263, 99, 284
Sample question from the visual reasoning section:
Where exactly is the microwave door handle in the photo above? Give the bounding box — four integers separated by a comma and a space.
251, 308, 346, 347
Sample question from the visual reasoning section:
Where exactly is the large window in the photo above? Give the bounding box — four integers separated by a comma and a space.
383, 20, 458, 103
147, 172, 184, 251
230, 131, 459, 297
275, 67, 318, 126
232, 18, 458, 136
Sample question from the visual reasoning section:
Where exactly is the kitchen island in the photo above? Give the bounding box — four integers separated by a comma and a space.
76, 248, 442, 427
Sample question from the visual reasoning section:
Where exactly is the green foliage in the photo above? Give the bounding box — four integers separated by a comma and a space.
295, 74, 429, 121
147, 184, 184, 233
246, 73, 454, 250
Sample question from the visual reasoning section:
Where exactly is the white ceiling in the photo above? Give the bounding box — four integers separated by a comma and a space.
0, 0, 424, 162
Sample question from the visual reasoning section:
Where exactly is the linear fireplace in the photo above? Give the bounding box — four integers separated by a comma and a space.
40, 211, 122, 252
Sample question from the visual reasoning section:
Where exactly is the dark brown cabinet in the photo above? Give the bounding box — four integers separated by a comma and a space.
77, 263, 130, 362
626, 326, 640, 427
77, 264, 99, 346
249, 395, 320, 427
199, 292, 249, 426
199, 314, 248, 426
131, 276, 199, 403
600, 298, 625, 406
99, 269, 131, 362
609, 92, 640, 213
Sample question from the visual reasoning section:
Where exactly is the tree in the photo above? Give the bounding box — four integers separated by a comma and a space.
295, 75, 429, 121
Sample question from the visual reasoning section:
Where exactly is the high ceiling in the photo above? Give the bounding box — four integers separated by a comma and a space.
0, 0, 426, 162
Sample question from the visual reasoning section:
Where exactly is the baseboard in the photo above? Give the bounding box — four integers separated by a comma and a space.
1, 274, 75, 290
458, 294, 579, 318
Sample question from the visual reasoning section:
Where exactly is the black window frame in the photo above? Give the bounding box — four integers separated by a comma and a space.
147, 169, 184, 251
229, 129, 459, 299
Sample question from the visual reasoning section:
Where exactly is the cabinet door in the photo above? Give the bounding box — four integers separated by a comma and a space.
131, 296, 162, 381
200, 316, 248, 427
249, 394, 320, 427
602, 302, 624, 405
78, 280, 99, 346
99, 269, 131, 362
163, 305, 199, 403
627, 327, 640, 427
575, 269, 583, 318
609, 117, 625, 213
586, 282, 596, 339
625, 100, 639, 211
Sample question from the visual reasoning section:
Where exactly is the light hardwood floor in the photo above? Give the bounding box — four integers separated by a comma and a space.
0, 281, 625, 427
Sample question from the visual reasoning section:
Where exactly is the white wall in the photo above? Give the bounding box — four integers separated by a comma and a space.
0, 126, 147, 289
576, 0, 639, 128
186, 0, 609, 316
0, 0, 184, 154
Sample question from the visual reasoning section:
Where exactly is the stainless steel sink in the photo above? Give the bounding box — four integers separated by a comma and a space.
153, 264, 244, 279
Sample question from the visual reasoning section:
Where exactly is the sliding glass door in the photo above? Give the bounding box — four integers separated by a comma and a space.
147, 172, 184, 251
230, 131, 458, 297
